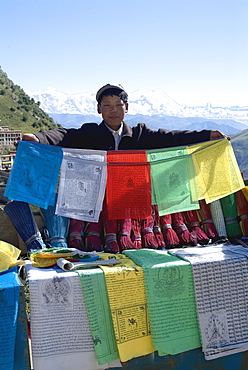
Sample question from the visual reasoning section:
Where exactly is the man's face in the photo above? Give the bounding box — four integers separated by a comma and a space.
97, 94, 128, 130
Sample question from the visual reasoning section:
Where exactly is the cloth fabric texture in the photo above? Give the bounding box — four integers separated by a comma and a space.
106, 150, 152, 220
76, 267, 119, 365
0, 266, 21, 370
198, 199, 219, 241
4, 201, 46, 252
100, 253, 155, 362
172, 212, 195, 245
152, 205, 166, 249
86, 215, 104, 252
4, 141, 62, 209
131, 219, 142, 249
118, 218, 136, 251
40, 198, 70, 248
140, 215, 159, 249
220, 194, 242, 238
209, 200, 228, 238
123, 249, 201, 355
187, 139, 244, 203
170, 244, 248, 360
160, 214, 180, 248
0, 241, 21, 272
68, 218, 85, 251
183, 210, 209, 245
25, 261, 120, 370
234, 188, 248, 236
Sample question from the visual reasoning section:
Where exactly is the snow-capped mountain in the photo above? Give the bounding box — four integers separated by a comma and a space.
26, 87, 248, 124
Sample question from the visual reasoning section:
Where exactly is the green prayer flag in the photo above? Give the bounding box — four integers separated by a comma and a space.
123, 249, 201, 355
76, 269, 119, 365
146, 147, 199, 215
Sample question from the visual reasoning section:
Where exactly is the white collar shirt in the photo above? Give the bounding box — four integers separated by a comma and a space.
105, 122, 123, 150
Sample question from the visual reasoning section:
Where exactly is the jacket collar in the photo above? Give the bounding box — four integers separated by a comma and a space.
99, 120, 132, 136
122, 121, 133, 137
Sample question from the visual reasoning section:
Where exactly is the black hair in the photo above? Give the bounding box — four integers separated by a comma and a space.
97, 88, 128, 104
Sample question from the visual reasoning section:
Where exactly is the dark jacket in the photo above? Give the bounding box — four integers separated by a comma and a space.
35, 121, 211, 150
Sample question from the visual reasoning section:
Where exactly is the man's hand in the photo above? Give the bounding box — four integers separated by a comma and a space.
14, 133, 40, 147
210, 130, 230, 141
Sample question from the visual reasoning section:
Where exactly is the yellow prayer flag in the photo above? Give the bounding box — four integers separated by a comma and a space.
0, 241, 21, 272
29, 253, 59, 268
100, 253, 155, 362
187, 139, 244, 203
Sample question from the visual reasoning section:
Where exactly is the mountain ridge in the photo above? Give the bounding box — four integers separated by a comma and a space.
0, 68, 60, 142
49, 112, 247, 136
26, 87, 248, 124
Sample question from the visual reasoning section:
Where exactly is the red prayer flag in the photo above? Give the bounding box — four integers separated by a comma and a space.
106, 151, 152, 220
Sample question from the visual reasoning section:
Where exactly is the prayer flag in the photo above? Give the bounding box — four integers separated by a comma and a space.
77, 267, 119, 365
170, 244, 248, 360
4, 141, 62, 209
187, 139, 244, 203
0, 267, 20, 370
0, 241, 21, 272
25, 261, 121, 370
106, 151, 152, 220
56, 149, 107, 223
146, 147, 199, 215
124, 249, 201, 355
100, 253, 155, 362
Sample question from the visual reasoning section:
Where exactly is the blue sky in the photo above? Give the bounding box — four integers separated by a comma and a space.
0, 0, 247, 107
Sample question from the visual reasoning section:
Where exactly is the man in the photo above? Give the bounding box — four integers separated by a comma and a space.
19, 83, 228, 149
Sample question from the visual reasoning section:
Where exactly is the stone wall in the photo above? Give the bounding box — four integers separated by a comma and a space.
0, 205, 45, 255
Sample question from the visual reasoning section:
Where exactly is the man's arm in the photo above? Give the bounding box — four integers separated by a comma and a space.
135, 123, 230, 150
15, 127, 78, 147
